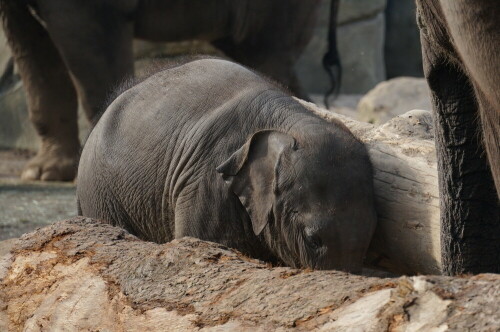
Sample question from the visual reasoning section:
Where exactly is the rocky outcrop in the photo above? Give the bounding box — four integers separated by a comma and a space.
357, 77, 432, 124
1, 218, 499, 331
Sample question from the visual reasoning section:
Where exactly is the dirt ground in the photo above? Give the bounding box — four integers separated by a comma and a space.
0, 149, 77, 241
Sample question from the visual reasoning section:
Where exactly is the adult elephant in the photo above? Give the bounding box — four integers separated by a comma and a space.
416, 0, 499, 275
0, 0, 325, 181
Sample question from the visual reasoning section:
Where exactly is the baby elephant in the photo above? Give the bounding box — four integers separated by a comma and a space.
77, 58, 377, 272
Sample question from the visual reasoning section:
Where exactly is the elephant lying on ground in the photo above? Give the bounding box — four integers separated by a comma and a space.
0, 0, 322, 181
416, 0, 499, 274
77, 58, 377, 272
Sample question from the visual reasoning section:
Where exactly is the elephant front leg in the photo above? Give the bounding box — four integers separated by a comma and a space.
420, 36, 500, 275
3, 1, 80, 181
21, 64, 79, 181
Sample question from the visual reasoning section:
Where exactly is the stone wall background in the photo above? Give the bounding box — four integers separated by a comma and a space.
0, 0, 424, 151
384, 0, 423, 78
297, 0, 387, 95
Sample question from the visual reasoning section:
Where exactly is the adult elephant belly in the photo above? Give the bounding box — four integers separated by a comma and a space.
133, 0, 232, 42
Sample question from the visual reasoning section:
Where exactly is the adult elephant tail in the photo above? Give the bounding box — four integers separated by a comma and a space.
323, 0, 342, 109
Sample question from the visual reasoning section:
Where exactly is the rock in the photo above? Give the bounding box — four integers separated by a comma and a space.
296, 0, 387, 94
1, 218, 499, 331
378, 109, 433, 140
384, 0, 423, 78
357, 77, 432, 124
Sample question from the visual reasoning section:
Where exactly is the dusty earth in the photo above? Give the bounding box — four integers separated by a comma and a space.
0, 149, 77, 241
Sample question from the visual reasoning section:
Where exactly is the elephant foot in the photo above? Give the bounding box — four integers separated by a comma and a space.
21, 141, 80, 181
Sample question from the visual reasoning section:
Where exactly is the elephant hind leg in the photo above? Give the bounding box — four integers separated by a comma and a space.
37, 1, 134, 125
1, 0, 79, 181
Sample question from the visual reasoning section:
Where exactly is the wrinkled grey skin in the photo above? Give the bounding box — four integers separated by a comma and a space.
416, 0, 499, 275
77, 59, 377, 272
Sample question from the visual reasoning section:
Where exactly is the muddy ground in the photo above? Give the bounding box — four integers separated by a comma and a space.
0, 149, 77, 241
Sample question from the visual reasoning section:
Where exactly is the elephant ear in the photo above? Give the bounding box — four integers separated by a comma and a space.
216, 130, 295, 235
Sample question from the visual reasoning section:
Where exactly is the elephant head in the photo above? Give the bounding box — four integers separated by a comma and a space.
217, 129, 377, 272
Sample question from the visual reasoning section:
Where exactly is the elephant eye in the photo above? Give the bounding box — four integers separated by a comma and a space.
310, 235, 323, 248
306, 234, 323, 250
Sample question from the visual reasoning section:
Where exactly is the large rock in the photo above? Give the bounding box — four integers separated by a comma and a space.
357, 77, 432, 124
1, 218, 499, 331
296, 0, 387, 94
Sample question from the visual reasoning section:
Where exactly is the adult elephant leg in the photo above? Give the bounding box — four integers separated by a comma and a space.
420, 36, 500, 275
2, 0, 79, 181
439, 0, 500, 196
37, 1, 134, 125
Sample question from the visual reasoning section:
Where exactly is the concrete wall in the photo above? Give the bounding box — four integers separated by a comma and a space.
384, 0, 423, 78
